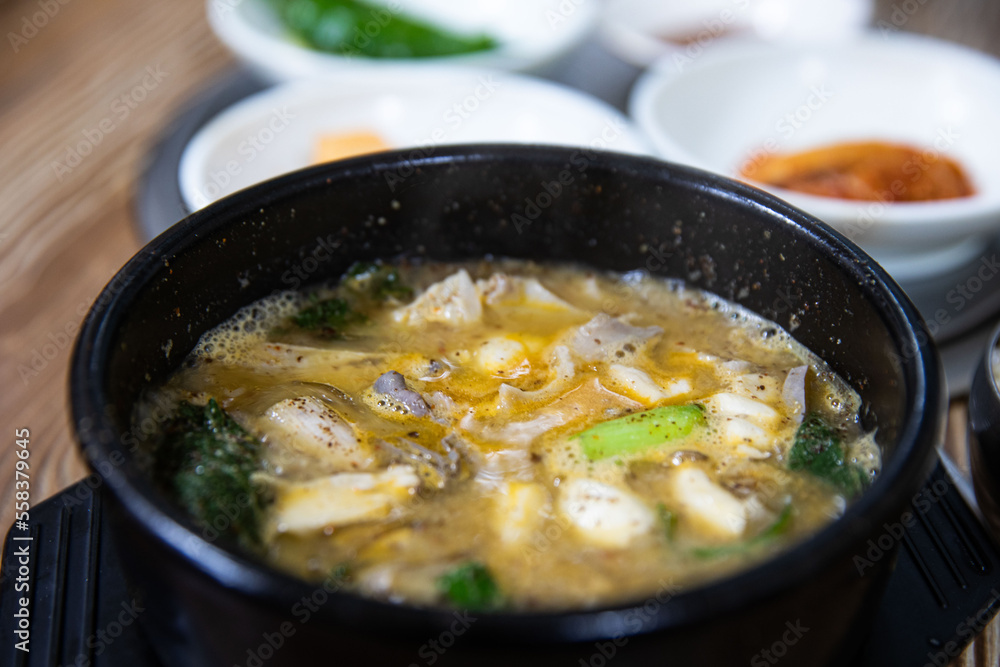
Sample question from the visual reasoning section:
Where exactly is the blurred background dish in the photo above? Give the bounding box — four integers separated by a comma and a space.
178, 68, 650, 210
629, 31, 1000, 284
600, 0, 872, 67
207, 0, 600, 83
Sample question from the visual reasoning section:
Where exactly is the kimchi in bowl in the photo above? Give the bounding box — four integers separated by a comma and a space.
630, 32, 1000, 283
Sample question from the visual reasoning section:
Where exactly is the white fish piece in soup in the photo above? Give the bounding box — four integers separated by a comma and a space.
559, 478, 656, 548
261, 465, 420, 534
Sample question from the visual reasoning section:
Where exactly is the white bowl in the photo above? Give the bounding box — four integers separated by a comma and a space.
179, 68, 651, 210
630, 32, 1000, 282
600, 0, 872, 67
208, 0, 599, 84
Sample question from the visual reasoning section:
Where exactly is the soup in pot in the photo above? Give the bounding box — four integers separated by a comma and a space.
139, 259, 878, 611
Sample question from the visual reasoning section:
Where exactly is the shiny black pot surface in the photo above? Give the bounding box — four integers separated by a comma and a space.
970, 321, 1000, 539
70, 145, 944, 667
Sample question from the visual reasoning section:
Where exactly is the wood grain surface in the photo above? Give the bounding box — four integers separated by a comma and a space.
0, 0, 232, 521
0, 0, 997, 664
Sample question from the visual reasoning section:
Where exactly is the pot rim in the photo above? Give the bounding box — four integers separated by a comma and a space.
969, 319, 1000, 458
983, 321, 1000, 400
70, 144, 945, 642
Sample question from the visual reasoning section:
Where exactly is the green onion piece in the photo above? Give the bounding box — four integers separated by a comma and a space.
657, 503, 678, 542
292, 296, 364, 336
789, 413, 870, 499
757, 502, 794, 540
345, 261, 413, 301
691, 503, 794, 560
573, 405, 706, 461
436, 561, 501, 610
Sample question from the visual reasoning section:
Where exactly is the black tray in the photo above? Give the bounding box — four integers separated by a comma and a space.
3, 462, 999, 666
0, 487, 162, 666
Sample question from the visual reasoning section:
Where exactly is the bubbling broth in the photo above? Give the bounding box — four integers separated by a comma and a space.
139, 259, 879, 611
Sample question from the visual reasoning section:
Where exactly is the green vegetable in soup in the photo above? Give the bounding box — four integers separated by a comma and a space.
269, 0, 498, 58
289, 263, 411, 337
574, 405, 706, 461
345, 261, 413, 302
437, 561, 501, 610
329, 562, 353, 587
657, 503, 678, 543
153, 399, 265, 548
292, 296, 364, 336
691, 503, 794, 560
789, 413, 870, 499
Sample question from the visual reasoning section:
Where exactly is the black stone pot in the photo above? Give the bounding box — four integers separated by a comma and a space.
70, 145, 945, 667
970, 321, 1000, 539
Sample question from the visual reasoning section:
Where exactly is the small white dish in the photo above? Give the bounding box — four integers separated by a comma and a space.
600, 0, 872, 68
630, 32, 1000, 282
179, 68, 650, 210
208, 0, 600, 84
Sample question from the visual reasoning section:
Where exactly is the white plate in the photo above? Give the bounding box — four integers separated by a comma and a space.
179, 69, 651, 210
630, 32, 1000, 282
208, 0, 600, 83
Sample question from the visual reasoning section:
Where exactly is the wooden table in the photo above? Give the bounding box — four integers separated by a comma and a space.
0, 0, 998, 663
